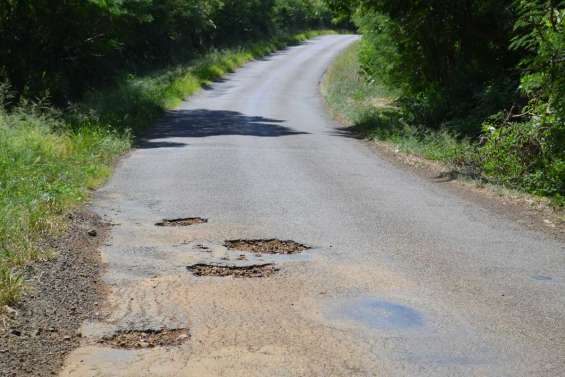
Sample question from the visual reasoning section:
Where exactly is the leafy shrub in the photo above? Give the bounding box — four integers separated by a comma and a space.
472, 1, 565, 203
327, 0, 564, 204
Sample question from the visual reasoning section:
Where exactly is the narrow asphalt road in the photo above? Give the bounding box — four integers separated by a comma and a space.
60, 35, 565, 377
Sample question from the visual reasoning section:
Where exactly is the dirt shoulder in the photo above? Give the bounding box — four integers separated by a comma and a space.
366, 138, 565, 242
0, 209, 108, 377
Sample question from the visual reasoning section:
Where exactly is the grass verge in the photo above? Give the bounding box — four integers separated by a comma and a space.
0, 30, 334, 308
321, 41, 473, 165
322, 41, 564, 208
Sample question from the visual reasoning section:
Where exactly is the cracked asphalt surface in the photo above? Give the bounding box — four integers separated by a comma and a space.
60, 35, 565, 377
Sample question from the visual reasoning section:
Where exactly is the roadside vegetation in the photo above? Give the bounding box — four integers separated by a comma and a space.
0, 0, 342, 308
325, 1, 565, 205
322, 43, 476, 170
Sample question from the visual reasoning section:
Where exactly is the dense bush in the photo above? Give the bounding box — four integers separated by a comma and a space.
272, 0, 333, 31
348, 1, 521, 131
0, 0, 333, 103
327, 0, 564, 203
481, 1, 565, 201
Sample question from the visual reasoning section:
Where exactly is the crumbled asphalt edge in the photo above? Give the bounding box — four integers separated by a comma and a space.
224, 239, 310, 254
0, 209, 108, 377
99, 328, 190, 349
187, 263, 279, 278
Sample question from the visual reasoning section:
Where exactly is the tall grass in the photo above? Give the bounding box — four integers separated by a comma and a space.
323, 41, 565, 206
322, 42, 473, 166
0, 101, 129, 305
0, 30, 334, 307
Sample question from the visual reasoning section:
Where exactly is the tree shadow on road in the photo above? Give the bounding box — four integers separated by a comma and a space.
137, 109, 307, 147
137, 140, 190, 149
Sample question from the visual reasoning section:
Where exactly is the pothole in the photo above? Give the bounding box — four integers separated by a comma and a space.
155, 217, 207, 226
186, 263, 278, 278
224, 239, 310, 254
99, 328, 189, 349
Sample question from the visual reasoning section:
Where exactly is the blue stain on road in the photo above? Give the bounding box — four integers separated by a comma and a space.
334, 297, 424, 329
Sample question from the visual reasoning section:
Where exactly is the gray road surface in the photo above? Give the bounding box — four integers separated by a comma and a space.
60, 35, 565, 377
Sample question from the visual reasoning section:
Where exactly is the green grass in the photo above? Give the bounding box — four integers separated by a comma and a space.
81, 30, 335, 134
322, 41, 473, 166
0, 102, 130, 306
323, 41, 565, 206
0, 30, 335, 308
321, 41, 394, 122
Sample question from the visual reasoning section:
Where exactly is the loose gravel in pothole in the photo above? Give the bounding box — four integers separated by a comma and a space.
187, 263, 278, 278
224, 239, 310, 254
155, 217, 207, 226
99, 328, 189, 349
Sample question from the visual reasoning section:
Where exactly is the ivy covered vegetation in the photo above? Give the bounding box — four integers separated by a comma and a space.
0, 0, 336, 307
326, 0, 565, 204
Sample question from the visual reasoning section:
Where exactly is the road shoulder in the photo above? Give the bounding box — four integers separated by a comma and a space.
0, 209, 108, 377
359, 135, 565, 241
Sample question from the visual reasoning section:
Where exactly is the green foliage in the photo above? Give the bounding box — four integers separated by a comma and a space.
354, 10, 402, 91
474, 1, 565, 203
323, 42, 472, 166
327, 0, 564, 203
272, 0, 333, 32
512, 1, 565, 147
478, 118, 564, 203
347, 0, 521, 130
0, 268, 24, 307
0, 89, 129, 309
0, 0, 333, 103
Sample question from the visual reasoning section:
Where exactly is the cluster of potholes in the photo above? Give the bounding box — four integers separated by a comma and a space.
155, 217, 311, 278
101, 217, 432, 353
187, 239, 311, 278
97, 218, 311, 350
96, 217, 433, 352
189, 239, 310, 278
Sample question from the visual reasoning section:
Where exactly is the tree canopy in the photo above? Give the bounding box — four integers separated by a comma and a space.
0, 0, 334, 102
